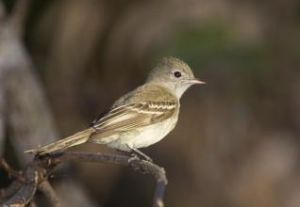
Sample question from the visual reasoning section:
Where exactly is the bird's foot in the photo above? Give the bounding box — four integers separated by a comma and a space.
128, 154, 140, 163
130, 150, 153, 162
125, 145, 153, 162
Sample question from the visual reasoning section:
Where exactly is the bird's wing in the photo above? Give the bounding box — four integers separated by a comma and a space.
92, 101, 177, 134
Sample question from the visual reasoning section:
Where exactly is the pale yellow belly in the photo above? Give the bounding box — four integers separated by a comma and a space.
106, 115, 178, 151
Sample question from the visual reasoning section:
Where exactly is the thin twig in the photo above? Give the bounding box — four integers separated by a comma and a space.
39, 180, 62, 207
0, 158, 26, 183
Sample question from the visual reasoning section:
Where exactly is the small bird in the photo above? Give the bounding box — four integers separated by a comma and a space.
25, 57, 205, 160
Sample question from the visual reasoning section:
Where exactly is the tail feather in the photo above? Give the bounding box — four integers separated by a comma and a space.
25, 128, 95, 155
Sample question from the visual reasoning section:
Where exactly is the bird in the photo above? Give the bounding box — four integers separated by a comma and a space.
25, 57, 205, 160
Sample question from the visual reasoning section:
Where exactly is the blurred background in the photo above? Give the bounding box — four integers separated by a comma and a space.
1, 0, 300, 207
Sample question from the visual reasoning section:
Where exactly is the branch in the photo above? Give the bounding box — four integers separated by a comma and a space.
1, 152, 168, 207
49, 151, 168, 207
0, 180, 22, 202
3, 164, 39, 206
42, 151, 168, 207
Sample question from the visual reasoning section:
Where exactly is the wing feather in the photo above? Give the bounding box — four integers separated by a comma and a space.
92, 102, 177, 134
90, 84, 179, 140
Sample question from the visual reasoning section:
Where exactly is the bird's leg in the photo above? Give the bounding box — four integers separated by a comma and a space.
126, 145, 153, 162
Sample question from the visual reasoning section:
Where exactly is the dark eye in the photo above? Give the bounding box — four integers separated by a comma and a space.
174, 71, 182, 78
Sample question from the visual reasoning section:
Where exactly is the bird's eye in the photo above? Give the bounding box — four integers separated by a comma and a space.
174, 71, 182, 78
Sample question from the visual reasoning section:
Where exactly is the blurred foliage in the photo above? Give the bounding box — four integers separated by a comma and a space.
161, 22, 269, 72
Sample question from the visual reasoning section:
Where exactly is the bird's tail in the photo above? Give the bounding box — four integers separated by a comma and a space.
25, 128, 95, 155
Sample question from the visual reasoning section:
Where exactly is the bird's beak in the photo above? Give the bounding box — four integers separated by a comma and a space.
188, 78, 206, 85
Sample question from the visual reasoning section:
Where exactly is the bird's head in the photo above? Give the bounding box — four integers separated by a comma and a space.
147, 57, 205, 98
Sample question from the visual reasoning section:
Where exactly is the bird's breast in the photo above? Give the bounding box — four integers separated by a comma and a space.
125, 114, 179, 149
